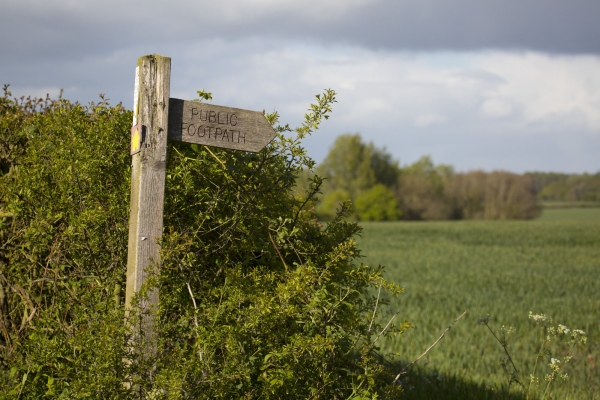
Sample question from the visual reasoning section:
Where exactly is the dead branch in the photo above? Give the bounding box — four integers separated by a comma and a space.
393, 310, 467, 383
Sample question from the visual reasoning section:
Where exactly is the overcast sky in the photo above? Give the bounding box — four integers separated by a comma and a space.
2, 0, 599, 173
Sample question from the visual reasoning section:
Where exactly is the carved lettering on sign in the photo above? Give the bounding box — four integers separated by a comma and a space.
180, 123, 246, 143
190, 108, 239, 125
168, 98, 276, 153
183, 106, 244, 143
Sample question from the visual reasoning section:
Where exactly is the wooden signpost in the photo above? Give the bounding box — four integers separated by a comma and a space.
125, 54, 276, 357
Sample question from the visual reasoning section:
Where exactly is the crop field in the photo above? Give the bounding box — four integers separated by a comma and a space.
538, 207, 600, 222
357, 212, 600, 399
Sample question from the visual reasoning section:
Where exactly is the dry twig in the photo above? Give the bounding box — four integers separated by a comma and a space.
371, 308, 402, 345
368, 281, 382, 333
393, 310, 467, 383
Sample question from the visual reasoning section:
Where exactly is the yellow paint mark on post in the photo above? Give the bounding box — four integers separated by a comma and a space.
131, 124, 142, 155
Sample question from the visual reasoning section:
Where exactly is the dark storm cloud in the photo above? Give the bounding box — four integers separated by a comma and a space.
199, 0, 600, 54
1, 0, 599, 174
1, 0, 599, 59
271, 0, 600, 54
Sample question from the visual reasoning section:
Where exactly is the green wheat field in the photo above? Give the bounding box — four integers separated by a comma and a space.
357, 208, 600, 399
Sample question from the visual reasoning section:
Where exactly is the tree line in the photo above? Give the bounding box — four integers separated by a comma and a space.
304, 134, 600, 221
526, 171, 600, 204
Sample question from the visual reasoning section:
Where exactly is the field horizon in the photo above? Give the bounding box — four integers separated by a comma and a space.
537, 206, 600, 222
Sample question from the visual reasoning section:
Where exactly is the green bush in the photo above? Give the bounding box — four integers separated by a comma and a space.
0, 88, 134, 397
355, 185, 401, 221
0, 86, 408, 398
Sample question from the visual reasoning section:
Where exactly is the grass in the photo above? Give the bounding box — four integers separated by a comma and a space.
357, 213, 600, 399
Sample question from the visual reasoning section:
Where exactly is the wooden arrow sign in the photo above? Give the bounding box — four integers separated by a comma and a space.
168, 98, 277, 152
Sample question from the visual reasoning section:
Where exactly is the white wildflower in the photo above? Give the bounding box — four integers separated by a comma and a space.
570, 329, 587, 345
558, 324, 570, 334
549, 358, 561, 373
528, 311, 548, 323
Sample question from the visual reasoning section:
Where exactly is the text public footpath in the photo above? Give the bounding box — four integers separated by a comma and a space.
181, 108, 246, 144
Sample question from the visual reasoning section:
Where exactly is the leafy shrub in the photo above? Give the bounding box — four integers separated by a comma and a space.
355, 184, 401, 221
0, 86, 408, 398
0, 87, 132, 397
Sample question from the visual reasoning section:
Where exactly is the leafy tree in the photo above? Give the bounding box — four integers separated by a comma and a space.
396, 156, 454, 220
0, 86, 409, 398
317, 134, 377, 198
537, 181, 571, 201
368, 144, 400, 188
397, 157, 540, 220
315, 134, 400, 221
446, 171, 541, 220
527, 171, 600, 203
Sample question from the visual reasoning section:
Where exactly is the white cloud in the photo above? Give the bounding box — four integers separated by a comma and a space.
415, 114, 447, 127
3, 37, 599, 172
480, 98, 514, 119
474, 52, 600, 130
170, 41, 598, 172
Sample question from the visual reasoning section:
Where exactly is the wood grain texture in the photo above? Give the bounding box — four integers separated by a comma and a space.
168, 98, 276, 152
125, 55, 171, 348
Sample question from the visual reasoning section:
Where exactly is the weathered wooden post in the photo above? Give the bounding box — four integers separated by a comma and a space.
125, 54, 276, 380
125, 54, 170, 355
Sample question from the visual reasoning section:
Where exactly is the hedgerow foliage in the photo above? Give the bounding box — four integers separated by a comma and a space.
0, 86, 407, 398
